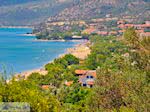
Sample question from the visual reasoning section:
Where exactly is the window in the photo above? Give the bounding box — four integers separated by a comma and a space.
90, 76, 93, 78
83, 84, 87, 86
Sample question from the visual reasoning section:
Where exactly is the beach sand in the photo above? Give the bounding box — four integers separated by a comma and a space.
67, 41, 91, 60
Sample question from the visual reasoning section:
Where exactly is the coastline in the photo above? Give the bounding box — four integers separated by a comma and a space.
33, 39, 87, 42
0, 26, 34, 29
21, 34, 36, 36
16, 50, 67, 79
15, 40, 90, 79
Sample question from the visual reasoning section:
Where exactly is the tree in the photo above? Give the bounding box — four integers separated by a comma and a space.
63, 54, 79, 65
123, 27, 139, 48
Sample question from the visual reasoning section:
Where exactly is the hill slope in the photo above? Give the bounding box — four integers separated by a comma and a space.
0, 0, 73, 26
49, 0, 150, 21
0, 0, 149, 26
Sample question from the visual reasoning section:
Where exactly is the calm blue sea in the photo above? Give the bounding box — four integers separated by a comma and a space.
0, 28, 76, 76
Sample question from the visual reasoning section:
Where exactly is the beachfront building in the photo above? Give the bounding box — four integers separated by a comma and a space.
75, 70, 96, 88
117, 20, 150, 36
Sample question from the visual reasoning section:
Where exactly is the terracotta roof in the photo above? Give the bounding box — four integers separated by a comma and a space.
125, 24, 134, 27
41, 85, 50, 90
97, 31, 108, 35
75, 70, 88, 75
82, 27, 96, 34
65, 81, 73, 86
109, 31, 118, 35
75, 70, 97, 77
86, 71, 97, 78
142, 24, 150, 28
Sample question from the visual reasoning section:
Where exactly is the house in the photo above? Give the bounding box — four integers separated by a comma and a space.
82, 27, 96, 34
75, 70, 96, 88
97, 31, 108, 36
109, 31, 118, 35
65, 81, 73, 86
41, 85, 51, 90
117, 20, 125, 25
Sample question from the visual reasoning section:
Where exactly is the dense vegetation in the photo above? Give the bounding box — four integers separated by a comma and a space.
0, 28, 149, 111
36, 30, 88, 40
86, 28, 150, 111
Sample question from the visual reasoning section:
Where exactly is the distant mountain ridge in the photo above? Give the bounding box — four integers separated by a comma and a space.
0, 0, 149, 26
0, 0, 40, 6
48, 0, 150, 21
0, 0, 74, 26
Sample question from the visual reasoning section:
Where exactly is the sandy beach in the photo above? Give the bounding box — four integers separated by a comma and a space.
67, 41, 91, 60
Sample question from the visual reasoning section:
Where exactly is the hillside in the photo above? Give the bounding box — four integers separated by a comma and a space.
49, 0, 150, 21
0, 0, 149, 26
0, 0, 73, 26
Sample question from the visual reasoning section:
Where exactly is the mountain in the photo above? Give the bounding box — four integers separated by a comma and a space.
0, 0, 73, 26
0, 0, 40, 6
0, 0, 149, 26
48, 0, 150, 21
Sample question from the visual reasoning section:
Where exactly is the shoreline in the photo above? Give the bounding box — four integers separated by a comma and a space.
0, 26, 34, 29
17, 50, 68, 79
15, 40, 90, 79
34, 39, 88, 42
21, 34, 36, 36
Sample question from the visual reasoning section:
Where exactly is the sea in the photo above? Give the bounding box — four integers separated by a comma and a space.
0, 28, 76, 76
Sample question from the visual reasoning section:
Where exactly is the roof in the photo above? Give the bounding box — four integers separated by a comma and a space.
82, 27, 96, 34
97, 31, 108, 35
41, 85, 50, 90
65, 81, 73, 86
86, 70, 97, 77
75, 70, 88, 75
75, 70, 96, 77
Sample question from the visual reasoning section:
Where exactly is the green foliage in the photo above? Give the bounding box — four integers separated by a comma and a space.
86, 30, 150, 111
123, 27, 139, 47
27, 72, 44, 85
63, 54, 79, 65
86, 35, 126, 70
0, 79, 60, 112
1, 30, 149, 111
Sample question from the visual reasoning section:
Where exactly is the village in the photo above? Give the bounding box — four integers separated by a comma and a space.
43, 15, 150, 38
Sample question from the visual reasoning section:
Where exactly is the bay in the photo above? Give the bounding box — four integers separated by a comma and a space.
0, 28, 76, 76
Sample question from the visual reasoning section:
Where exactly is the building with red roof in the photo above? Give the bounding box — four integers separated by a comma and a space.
65, 81, 73, 86
75, 70, 96, 88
